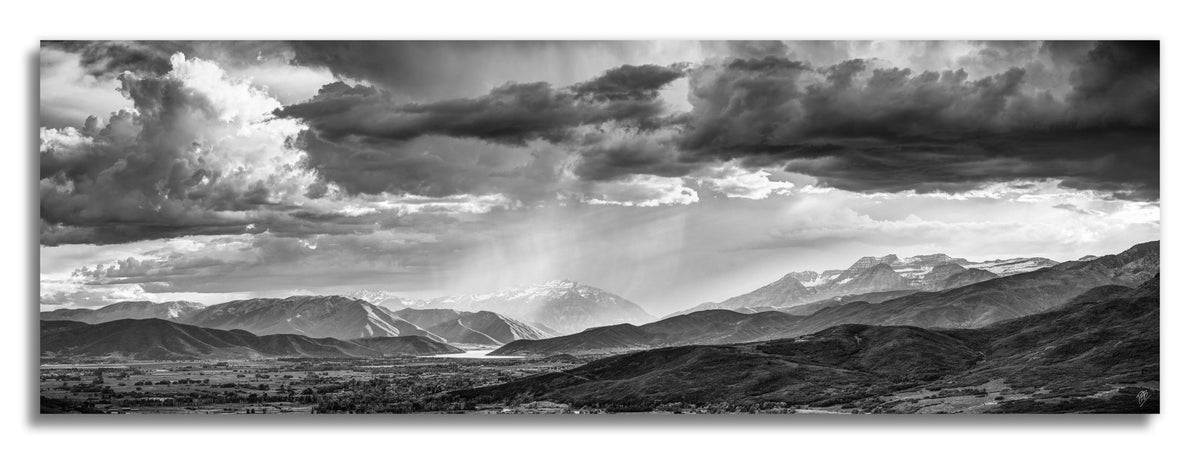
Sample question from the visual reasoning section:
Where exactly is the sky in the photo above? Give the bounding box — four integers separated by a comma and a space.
38, 40, 1160, 314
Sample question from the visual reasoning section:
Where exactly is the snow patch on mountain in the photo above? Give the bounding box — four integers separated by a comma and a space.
672, 251, 1059, 316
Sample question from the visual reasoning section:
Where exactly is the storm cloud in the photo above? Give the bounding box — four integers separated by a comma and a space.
287, 41, 694, 101
274, 64, 685, 146
667, 42, 1158, 199
276, 41, 1158, 202
273, 63, 689, 199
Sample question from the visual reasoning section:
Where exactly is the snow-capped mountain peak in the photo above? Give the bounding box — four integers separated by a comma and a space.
411, 280, 654, 333
674, 250, 1059, 316
342, 289, 422, 310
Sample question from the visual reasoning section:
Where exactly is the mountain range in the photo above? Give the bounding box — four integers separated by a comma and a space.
176, 295, 437, 340
344, 289, 423, 309
406, 280, 656, 334
41, 318, 464, 360
455, 273, 1159, 413
41, 296, 551, 346
39, 241, 1157, 367
42, 300, 206, 324
493, 241, 1158, 356
391, 308, 554, 344
669, 253, 1056, 316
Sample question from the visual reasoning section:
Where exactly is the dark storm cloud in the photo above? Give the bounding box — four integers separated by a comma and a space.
274, 65, 686, 196
276, 81, 585, 144
1067, 41, 1159, 128
777, 130, 1157, 200
571, 131, 696, 181
45, 41, 175, 76
292, 130, 567, 199
287, 41, 672, 101
276, 67, 682, 145
572, 63, 689, 101
668, 41, 1159, 199
679, 58, 1049, 152
277, 41, 1158, 200
699, 41, 791, 60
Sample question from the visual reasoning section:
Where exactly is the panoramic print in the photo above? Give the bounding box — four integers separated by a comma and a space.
39, 41, 1160, 414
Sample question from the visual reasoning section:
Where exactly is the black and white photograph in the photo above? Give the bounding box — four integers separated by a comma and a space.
11, 1, 1200, 453
34, 39, 1161, 415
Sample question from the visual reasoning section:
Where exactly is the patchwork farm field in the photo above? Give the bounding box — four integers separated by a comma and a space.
40, 355, 586, 414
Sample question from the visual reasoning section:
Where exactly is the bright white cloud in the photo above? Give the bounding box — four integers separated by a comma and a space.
39, 47, 132, 128
582, 175, 699, 207
225, 55, 344, 106
765, 180, 1160, 260
697, 165, 794, 200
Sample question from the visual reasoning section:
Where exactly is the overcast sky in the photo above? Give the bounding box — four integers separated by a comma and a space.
38, 41, 1160, 314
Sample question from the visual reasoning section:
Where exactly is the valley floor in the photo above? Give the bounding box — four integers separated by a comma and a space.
40, 355, 1158, 414
39, 355, 585, 414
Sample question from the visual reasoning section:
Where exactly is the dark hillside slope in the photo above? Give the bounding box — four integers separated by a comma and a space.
452, 275, 1159, 413
41, 301, 205, 324
458, 324, 983, 410
490, 242, 1159, 357
40, 319, 461, 360
179, 296, 439, 340
491, 310, 804, 356
752, 241, 1158, 335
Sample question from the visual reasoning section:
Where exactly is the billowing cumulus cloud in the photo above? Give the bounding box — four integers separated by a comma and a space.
40, 53, 320, 245
42, 41, 343, 106
697, 165, 794, 200
580, 175, 699, 207
39, 52, 513, 246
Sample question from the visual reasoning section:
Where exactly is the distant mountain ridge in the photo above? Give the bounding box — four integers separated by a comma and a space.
408, 280, 656, 334
176, 295, 439, 341
392, 308, 553, 345
789, 240, 1157, 333
672, 251, 1052, 315
41, 300, 206, 324
41, 297, 552, 346
496, 241, 1158, 356
40, 318, 462, 360
460, 274, 1159, 413
343, 289, 422, 309
493, 310, 806, 356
